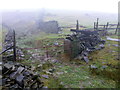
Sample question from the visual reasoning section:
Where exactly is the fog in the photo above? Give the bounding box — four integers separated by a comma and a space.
0, 0, 119, 13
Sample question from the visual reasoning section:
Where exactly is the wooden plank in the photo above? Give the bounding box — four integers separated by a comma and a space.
108, 24, 118, 26
98, 25, 106, 26
0, 46, 13, 55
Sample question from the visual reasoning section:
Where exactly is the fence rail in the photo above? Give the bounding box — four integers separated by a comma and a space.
94, 18, 120, 34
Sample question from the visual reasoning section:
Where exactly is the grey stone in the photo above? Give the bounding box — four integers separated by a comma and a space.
112, 44, 119, 47
49, 68, 55, 73
23, 71, 30, 76
101, 65, 107, 69
90, 65, 97, 69
83, 56, 89, 63
4, 63, 13, 69
16, 74, 24, 83
16, 67, 25, 74
0, 62, 2, 64
10, 67, 24, 79
0, 79, 2, 85
99, 44, 105, 49
42, 75, 49, 79
56, 72, 64, 75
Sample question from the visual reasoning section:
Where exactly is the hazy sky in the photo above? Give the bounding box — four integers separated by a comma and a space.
0, 0, 119, 13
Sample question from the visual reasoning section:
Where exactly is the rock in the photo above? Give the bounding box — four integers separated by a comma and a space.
42, 86, 48, 88
23, 71, 30, 76
10, 72, 17, 79
64, 71, 67, 73
0, 66, 2, 70
51, 59, 59, 63
42, 75, 49, 79
0, 62, 2, 64
112, 44, 119, 47
2, 62, 44, 89
54, 42, 59, 46
0, 75, 2, 79
45, 71, 52, 75
99, 44, 105, 49
21, 55, 25, 57
112, 51, 116, 53
2, 78, 7, 85
83, 52, 89, 56
48, 69, 55, 73
10, 84, 19, 88
83, 56, 89, 63
60, 82, 64, 85
31, 66, 36, 71
101, 65, 107, 69
37, 64, 42, 67
16, 74, 24, 87
0, 79, 2, 85
56, 72, 64, 75
90, 65, 97, 69
4, 63, 13, 70
16, 67, 25, 74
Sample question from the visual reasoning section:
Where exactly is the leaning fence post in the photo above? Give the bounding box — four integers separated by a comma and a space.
106, 22, 109, 30
115, 22, 119, 34
13, 30, 16, 61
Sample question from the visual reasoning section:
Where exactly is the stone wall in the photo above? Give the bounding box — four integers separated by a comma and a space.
39, 21, 61, 33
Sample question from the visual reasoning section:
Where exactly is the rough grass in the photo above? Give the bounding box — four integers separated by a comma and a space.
52, 37, 119, 88
19, 33, 119, 88
55, 64, 116, 88
14, 17, 119, 88
109, 35, 119, 39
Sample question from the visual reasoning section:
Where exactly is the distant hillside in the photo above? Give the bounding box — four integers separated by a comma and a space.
44, 9, 118, 27
2, 9, 118, 35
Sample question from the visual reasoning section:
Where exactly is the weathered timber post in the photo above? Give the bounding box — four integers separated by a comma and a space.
94, 22, 96, 31
96, 18, 99, 30
76, 20, 79, 30
115, 22, 119, 34
13, 30, 16, 61
103, 25, 106, 29
106, 22, 109, 30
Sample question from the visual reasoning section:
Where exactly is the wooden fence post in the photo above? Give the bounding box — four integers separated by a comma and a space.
106, 22, 109, 30
76, 20, 79, 30
13, 30, 16, 61
94, 22, 96, 30
115, 22, 119, 34
96, 18, 99, 30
